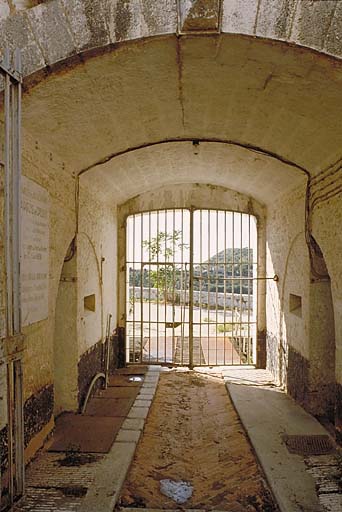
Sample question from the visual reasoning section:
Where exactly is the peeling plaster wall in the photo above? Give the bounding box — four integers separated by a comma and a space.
266, 182, 310, 386
266, 179, 340, 430
76, 179, 117, 408
20, 131, 76, 403
0, 128, 118, 459
311, 188, 342, 434
77, 180, 117, 358
0, 129, 76, 464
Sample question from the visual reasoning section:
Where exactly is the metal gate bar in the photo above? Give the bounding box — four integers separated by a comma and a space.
0, 48, 24, 510
126, 208, 258, 367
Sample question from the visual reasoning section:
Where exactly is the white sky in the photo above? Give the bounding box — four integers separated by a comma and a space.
126, 209, 258, 264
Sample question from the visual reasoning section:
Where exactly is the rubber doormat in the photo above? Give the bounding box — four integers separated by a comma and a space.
84, 397, 135, 417
48, 413, 124, 453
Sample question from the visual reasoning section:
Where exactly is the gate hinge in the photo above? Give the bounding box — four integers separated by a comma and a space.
0, 334, 25, 363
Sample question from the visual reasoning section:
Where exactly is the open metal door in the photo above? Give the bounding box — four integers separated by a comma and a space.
0, 49, 25, 509
126, 209, 190, 365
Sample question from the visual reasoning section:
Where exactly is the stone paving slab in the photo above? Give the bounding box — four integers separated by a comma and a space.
226, 377, 334, 512
128, 406, 150, 420
82, 366, 161, 511
142, 382, 158, 389
116, 429, 141, 443
81, 441, 137, 512
134, 400, 152, 408
15, 366, 161, 512
138, 391, 154, 398
121, 418, 145, 431
144, 375, 160, 381
136, 394, 154, 401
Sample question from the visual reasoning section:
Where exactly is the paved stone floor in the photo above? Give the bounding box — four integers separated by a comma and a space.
12, 451, 105, 511
224, 367, 342, 512
10, 366, 341, 512
12, 367, 159, 512
119, 370, 278, 511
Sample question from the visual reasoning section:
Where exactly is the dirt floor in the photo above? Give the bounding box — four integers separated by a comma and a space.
119, 370, 278, 511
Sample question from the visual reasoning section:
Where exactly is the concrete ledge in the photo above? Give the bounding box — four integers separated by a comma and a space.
147, 366, 162, 372
121, 418, 145, 431
24, 416, 54, 464
144, 376, 159, 382
142, 383, 157, 390
128, 406, 150, 419
138, 390, 154, 398
226, 381, 328, 512
116, 429, 141, 443
81, 441, 136, 512
134, 399, 152, 407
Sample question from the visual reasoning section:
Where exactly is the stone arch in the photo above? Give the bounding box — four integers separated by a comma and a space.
1, 0, 342, 83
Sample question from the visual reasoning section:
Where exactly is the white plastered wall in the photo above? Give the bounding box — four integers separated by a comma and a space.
19, 130, 76, 403
77, 179, 118, 360
266, 178, 339, 421
311, 193, 342, 406
266, 181, 310, 384
0, 130, 118, 426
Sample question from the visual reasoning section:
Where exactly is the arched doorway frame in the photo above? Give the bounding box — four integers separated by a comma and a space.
117, 182, 267, 368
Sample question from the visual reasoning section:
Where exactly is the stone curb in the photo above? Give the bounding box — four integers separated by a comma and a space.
81, 365, 161, 512
122, 509, 229, 512
225, 381, 326, 512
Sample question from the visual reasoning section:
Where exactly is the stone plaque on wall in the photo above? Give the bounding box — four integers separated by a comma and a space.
21, 176, 49, 326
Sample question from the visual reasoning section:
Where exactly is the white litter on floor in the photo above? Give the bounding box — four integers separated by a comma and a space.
159, 479, 193, 504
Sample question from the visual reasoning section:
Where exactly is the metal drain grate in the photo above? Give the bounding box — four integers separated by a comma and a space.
283, 435, 335, 455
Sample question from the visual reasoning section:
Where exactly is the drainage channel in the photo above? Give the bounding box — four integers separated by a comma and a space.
118, 370, 278, 512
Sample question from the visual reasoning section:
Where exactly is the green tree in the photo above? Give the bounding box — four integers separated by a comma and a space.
143, 230, 187, 302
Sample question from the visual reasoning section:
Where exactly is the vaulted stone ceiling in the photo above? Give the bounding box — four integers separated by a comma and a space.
20, 34, 342, 204
80, 141, 304, 206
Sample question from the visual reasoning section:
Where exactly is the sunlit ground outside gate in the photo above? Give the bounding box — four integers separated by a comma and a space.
126, 209, 258, 366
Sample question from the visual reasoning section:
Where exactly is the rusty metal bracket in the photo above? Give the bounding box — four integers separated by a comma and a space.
0, 334, 25, 363
0, 59, 22, 82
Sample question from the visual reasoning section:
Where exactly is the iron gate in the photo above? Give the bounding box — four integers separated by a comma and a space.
0, 49, 25, 509
126, 208, 257, 366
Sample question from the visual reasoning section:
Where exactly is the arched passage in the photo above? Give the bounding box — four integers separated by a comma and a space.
19, 33, 342, 440
0, 4, 341, 471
